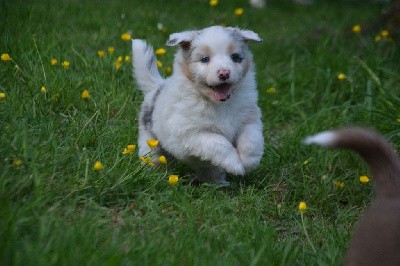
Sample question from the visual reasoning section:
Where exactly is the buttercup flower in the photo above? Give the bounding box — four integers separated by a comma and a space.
234, 8, 244, 16
40, 86, 46, 93
352, 25, 361, 33
381, 30, 389, 37
93, 161, 104, 171
168, 175, 179, 186
155, 48, 166, 55
210, 0, 218, 7
396, 118, 400, 123
114, 60, 122, 69
61, 61, 70, 69
117, 56, 123, 63
158, 155, 167, 164
97, 50, 105, 57
375, 35, 381, 42
81, 89, 90, 100
13, 159, 23, 167
337, 73, 346, 80
165, 66, 172, 75
146, 139, 159, 149
121, 33, 132, 41
1, 53, 11, 62
124, 55, 131, 62
139, 156, 155, 167
359, 175, 369, 184
266, 87, 276, 94
51, 58, 58, 65
0, 92, 6, 100
333, 181, 345, 189
298, 201, 307, 213
108, 47, 115, 54
303, 160, 309, 165
122, 144, 136, 155
157, 60, 163, 68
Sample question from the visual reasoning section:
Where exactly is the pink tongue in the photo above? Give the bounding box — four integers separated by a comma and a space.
212, 84, 231, 101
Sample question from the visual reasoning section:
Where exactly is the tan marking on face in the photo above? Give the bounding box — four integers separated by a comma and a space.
199, 45, 211, 57
228, 43, 237, 55
243, 57, 251, 76
179, 55, 194, 82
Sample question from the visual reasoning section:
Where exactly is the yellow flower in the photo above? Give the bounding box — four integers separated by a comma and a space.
333, 181, 345, 189
298, 201, 307, 213
124, 55, 131, 62
122, 144, 136, 155
303, 160, 309, 165
337, 73, 346, 80
40, 86, 47, 93
157, 60, 163, 68
146, 139, 159, 149
93, 161, 104, 171
50, 58, 58, 65
1, 53, 11, 62
396, 118, 400, 123
117, 56, 123, 63
155, 48, 166, 55
108, 47, 115, 54
168, 175, 179, 186
158, 155, 167, 164
234, 8, 244, 16
165, 66, 172, 75
61, 61, 70, 69
97, 50, 105, 58
381, 30, 389, 37
266, 87, 276, 94
139, 156, 155, 167
0, 92, 6, 100
375, 35, 381, 42
81, 89, 90, 100
121, 33, 132, 41
13, 159, 23, 167
359, 175, 369, 184
352, 25, 361, 33
210, 0, 218, 6
114, 60, 122, 69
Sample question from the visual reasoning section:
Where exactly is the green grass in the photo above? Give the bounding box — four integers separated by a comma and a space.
1, 0, 400, 265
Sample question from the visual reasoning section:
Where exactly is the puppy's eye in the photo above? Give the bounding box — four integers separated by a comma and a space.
230, 53, 243, 63
200, 56, 210, 63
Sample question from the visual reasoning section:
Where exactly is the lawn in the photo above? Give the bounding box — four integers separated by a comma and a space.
1, 0, 400, 265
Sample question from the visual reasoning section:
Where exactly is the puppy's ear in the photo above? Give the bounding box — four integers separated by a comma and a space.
239, 29, 263, 42
229, 27, 263, 43
166, 30, 199, 50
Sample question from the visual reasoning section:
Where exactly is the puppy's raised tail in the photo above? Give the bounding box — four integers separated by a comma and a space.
132, 39, 164, 94
303, 127, 400, 198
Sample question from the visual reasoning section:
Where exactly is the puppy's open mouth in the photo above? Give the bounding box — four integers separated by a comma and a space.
209, 83, 232, 102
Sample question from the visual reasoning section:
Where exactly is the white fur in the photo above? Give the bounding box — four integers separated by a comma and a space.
302, 131, 336, 147
132, 26, 264, 183
132, 40, 164, 93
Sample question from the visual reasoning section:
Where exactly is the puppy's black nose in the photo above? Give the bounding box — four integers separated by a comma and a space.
218, 69, 230, 81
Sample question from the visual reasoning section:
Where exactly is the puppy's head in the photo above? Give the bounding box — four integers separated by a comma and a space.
167, 26, 262, 103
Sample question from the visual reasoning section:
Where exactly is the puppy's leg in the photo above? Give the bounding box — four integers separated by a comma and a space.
236, 123, 264, 173
194, 165, 229, 184
183, 133, 245, 176
138, 127, 154, 157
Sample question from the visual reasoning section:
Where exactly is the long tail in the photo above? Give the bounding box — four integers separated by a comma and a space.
303, 126, 400, 198
132, 39, 164, 93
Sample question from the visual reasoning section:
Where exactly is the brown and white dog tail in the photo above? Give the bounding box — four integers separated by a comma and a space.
303, 126, 400, 198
